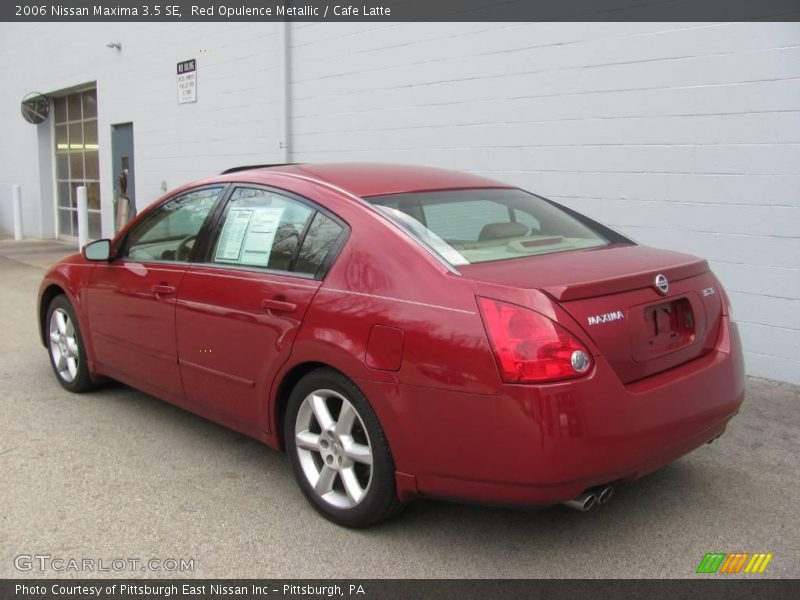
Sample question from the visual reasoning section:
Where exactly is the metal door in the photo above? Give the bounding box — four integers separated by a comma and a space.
111, 123, 136, 231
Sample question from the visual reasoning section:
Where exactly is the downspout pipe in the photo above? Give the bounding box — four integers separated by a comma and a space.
278, 21, 290, 163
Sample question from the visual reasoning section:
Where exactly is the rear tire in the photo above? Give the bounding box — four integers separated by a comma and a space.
46, 295, 97, 393
285, 368, 404, 527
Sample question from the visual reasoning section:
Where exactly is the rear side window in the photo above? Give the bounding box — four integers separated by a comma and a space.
294, 212, 344, 276
370, 189, 617, 265
208, 186, 346, 277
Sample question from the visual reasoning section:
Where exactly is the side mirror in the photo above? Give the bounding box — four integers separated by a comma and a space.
83, 239, 112, 261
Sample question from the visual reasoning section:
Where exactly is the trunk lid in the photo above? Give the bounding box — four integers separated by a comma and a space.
460, 244, 724, 384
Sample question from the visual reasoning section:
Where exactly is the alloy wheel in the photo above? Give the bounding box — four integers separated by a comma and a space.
49, 307, 79, 383
294, 389, 373, 509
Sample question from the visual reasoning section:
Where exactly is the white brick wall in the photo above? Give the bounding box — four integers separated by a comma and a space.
288, 22, 800, 385
0, 22, 797, 384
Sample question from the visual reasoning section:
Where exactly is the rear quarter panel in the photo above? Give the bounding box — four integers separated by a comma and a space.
269, 182, 505, 462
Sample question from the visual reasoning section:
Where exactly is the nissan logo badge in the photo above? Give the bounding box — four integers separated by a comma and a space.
654, 273, 669, 295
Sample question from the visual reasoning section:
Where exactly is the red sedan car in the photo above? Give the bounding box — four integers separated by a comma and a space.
38, 163, 744, 527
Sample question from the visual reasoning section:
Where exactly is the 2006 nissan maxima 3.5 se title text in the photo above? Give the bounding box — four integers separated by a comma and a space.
38, 164, 745, 527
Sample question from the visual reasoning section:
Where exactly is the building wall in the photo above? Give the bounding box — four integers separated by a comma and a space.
0, 22, 798, 384
0, 22, 283, 238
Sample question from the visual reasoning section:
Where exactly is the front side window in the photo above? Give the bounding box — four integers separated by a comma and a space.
122, 187, 222, 262
370, 188, 616, 265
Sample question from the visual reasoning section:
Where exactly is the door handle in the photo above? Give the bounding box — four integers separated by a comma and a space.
261, 298, 297, 313
152, 284, 176, 296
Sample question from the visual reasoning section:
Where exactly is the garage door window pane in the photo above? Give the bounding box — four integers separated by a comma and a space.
87, 182, 101, 210
55, 125, 67, 150
68, 123, 82, 149
58, 183, 71, 208
82, 90, 97, 119
88, 211, 101, 239
69, 152, 84, 180
58, 210, 73, 236
54, 97, 67, 124
67, 93, 82, 121
84, 119, 98, 148
84, 151, 99, 179
56, 153, 69, 180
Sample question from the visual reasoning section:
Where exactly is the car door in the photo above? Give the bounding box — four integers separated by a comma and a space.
175, 185, 347, 427
86, 186, 225, 399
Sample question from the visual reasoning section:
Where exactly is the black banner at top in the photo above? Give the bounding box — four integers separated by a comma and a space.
4, 0, 800, 22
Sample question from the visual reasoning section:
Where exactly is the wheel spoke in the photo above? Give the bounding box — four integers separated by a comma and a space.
311, 394, 335, 431
314, 465, 337, 495
48, 309, 79, 383
340, 467, 364, 504
344, 441, 372, 466
55, 311, 67, 334
335, 402, 357, 436
295, 430, 321, 452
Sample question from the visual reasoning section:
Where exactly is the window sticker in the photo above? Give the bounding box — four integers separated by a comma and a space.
216, 208, 252, 262
215, 206, 285, 267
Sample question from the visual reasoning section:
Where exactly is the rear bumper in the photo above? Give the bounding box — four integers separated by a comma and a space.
363, 317, 745, 506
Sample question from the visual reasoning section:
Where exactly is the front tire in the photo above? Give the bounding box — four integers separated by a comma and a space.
46, 295, 96, 393
285, 368, 404, 527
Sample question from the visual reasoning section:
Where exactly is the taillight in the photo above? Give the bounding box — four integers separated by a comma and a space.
477, 297, 593, 383
719, 285, 734, 319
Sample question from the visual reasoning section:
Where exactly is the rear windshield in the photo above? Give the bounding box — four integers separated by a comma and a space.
368, 188, 613, 265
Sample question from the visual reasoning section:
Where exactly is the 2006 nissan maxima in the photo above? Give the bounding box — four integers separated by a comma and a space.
38, 163, 744, 527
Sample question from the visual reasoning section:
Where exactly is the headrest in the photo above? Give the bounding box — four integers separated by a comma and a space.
478, 222, 529, 241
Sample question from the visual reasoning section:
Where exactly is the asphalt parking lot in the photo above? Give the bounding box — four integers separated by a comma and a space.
0, 238, 798, 579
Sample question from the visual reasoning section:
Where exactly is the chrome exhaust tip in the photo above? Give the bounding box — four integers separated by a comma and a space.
561, 491, 598, 512
596, 485, 614, 505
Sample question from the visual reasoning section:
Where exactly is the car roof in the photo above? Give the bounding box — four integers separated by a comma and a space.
224, 163, 513, 198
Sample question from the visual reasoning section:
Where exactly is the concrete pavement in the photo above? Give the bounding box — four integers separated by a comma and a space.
0, 239, 798, 578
